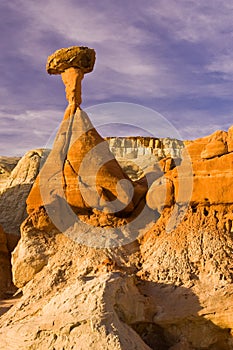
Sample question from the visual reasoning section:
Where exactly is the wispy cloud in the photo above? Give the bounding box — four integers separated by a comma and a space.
207, 54, 233, 79
4, 0, 178, 97
166, 107, 233, 140
146, 0, 233, 44
0, 109, 62, 156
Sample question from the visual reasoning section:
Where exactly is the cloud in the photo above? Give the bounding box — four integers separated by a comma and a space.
0, 109, 63, 156
146, 0, 233, 44
142, 0, 233, 96
4, 0, 176, 100
5, 0, 233, 102
1, 102, 232, 157
7, 0, 152, 61
165, 107, 233, 140
86, 102, 183, 140
206, 54, 233, 79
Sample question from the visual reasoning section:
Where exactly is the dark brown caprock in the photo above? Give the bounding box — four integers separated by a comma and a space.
46, 46, 96, 117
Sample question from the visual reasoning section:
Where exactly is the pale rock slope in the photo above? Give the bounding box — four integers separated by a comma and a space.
0, 149, 47, 236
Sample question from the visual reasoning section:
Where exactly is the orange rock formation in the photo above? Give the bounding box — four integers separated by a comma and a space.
27, 46, 147, 233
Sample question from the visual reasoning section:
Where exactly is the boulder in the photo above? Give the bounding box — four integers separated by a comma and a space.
200, 130, 228, 159
201, 140, 228, 159
146, 177, 174, 212
46, 46, 95, 75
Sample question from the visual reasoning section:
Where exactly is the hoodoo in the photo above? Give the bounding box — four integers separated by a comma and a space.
27, 46, 147, 234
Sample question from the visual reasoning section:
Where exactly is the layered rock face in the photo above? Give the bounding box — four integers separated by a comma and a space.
185, 129, 233, 205
107, 136, 183, 181
144, 127, 233, 213
107, 136, 183, 160
0, 46, 233, 349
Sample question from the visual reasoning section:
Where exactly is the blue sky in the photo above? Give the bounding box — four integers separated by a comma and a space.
1, 0, 233, 155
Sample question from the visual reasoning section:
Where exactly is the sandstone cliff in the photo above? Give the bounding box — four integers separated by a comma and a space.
107, 136, 183, 181
107, 136, 183, 160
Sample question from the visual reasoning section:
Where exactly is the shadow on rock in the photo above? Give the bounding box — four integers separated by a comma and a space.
121, 279, 233, 350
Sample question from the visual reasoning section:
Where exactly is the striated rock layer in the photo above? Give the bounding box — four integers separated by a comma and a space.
106, 136, 183, 160
106, 136, 184, 181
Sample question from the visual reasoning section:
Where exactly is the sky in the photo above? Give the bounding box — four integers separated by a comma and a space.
1, 0, 233, 155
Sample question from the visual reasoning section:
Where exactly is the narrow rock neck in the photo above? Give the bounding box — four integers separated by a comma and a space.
61, 67, 84, 119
